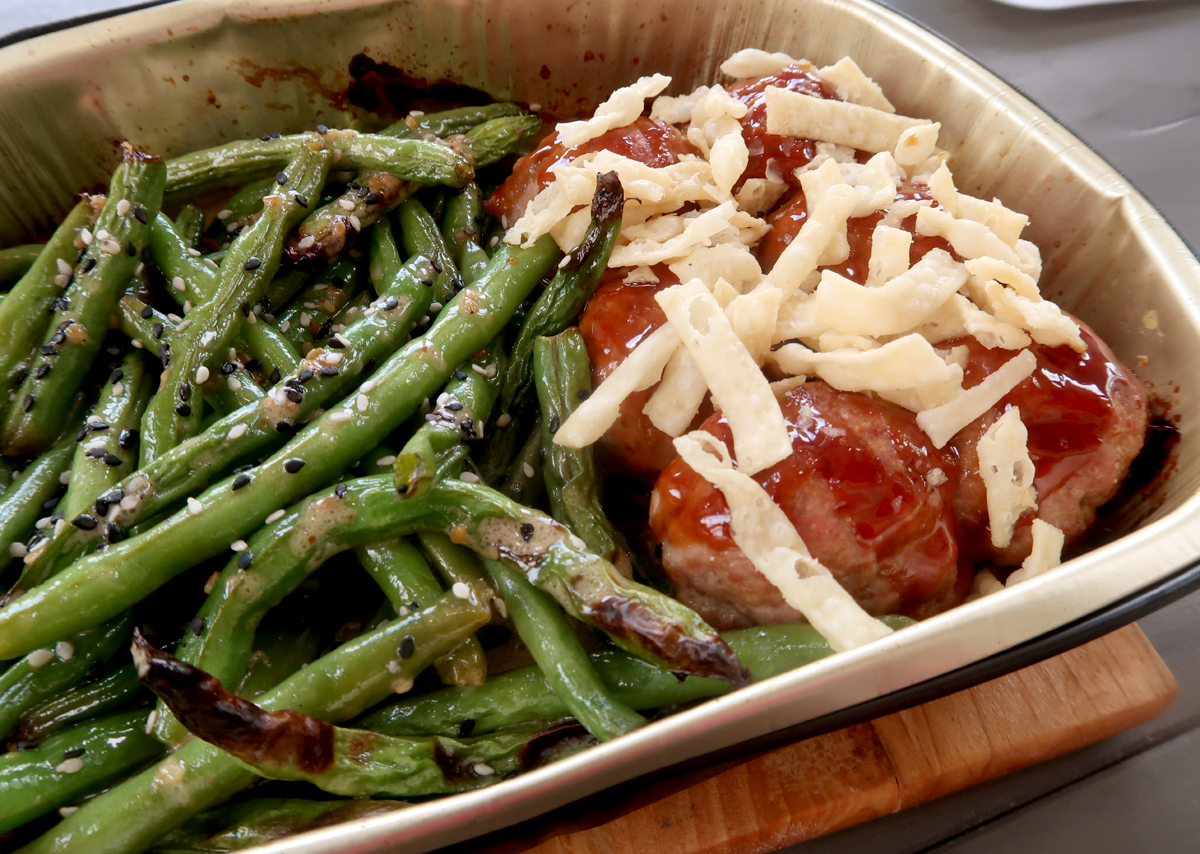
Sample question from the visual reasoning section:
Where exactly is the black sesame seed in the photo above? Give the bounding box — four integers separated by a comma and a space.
124, 240, 137, 256
328, 338, 345, 349
132, 204, 148, 224
292, 192, 308, 208
190, 616, 205, 636
34, 364, 50, 379
318, 366, 338, 377
245, 359, 262, 373
237, 551, 253, 569
269, 367, 281, 384
94, 498, 110, 517
275, 421, 294, 434
85, 446, 106, 459
457, 719, 475, 738
453, 370, 467, 381
139, 305, 153, 320
450, 275, 464, 291
175, 403, 192, 417
71, 514, 98, 531
356, 186, 368, 199
232, 473, 252, 491
275, 171, 288, 185
87, 421, 109, 432
104, 489, 123, 504
110, 368, 124, 384
460, 418, 474, 435
365, 191, 380, 205
38, 344, 57, 356
578, 388, 591, 400
419, 277, 434, 287
383, 297, 398, 310
62, 748, 86, 760
398, 635, 415, 659
81, 257, 96, 273
428, 258, 442, 273
158, 345, 170, 365
297, 368, 313, 383
671, 671, 688, 683
520, 523, 535, 542
220, 362, 237, 375
445, 401, 463, 412
240, 301, 251, 317
43, 498, 59, 512
15, 740, 39, 751
118, 429, 138, 449
260, 133, 272, 142
284, 387, 304, 404
396, 482, 408, 494
106, 523, 123, 542
232, 464, 255, 473
316, 124, 327, 134
335, 482, 348, 498
22, 394, 34, 412
152, 322, 164, 339
548, 415, 560, 434
283, 458, 305, 474
48, 331, 66, 346
179, 383, 191, 402
244, 257, 262, 272
103, 453, 122, 467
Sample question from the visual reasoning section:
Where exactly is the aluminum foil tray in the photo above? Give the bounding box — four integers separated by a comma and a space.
2, 1, 1199, 851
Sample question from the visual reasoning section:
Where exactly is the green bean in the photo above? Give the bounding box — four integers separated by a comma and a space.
362, 617, 915, 738
234, 626, 321, 700
485, 558, 644, 740
0, 202, 95, 418
442, 183, 489, 285
237, 318, 300, 379
0, 242, 44, 283
394, 340, 502, 499
140, 145, 331, 462
115, 294, 174, 347
20, 594, 488, 854
0, 709, 164, 835
10, 253, 437, 589
285, 171, 412, 265
148, 212, 216, 304
354, 539, 487, 687
0, 400, 82, 572
416, 530, 493, 606
383, 103, 524, 140
460, 115, 543, 170
0, 239, 558, 661
497, 412, 545, 503
165, 130, 474, 196
151, 798, 409, 853
498, 169, 623, 413
274, 256, 358, 351
2, 153, 166, 457
398, 196, 461, 302
366, 216, 403, 293
329, 290, 373, 332
174, 204, 206, 249
207, 363, 266, 413
261, 268, 308, 313
14, 663, 147, 742
0, 611, 130, 740
214, 177, 276, 232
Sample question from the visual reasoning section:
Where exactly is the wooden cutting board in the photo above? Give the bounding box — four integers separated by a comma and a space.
469, 623, 1176, 854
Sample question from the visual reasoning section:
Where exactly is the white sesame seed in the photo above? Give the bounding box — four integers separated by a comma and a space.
206, 259, 219, 270
231, 540, 248, 552
187, 497, 204, 515
430, 302, 443, 312
120, 494, 139, 511
360, 380, 377, 393
299, 312, 311, 327
497, 413, 512, 427
101, 239, 121, 255
8, 542, 27, 557
298, 235, 315, 250
333, 333, 350, 347
279, 320, 291, 333
266, 509, 286, 524
557, 255, 571, 269
28, 648, 55, 667
246, 312, 257, 325
325, 352, 344, 365
186, 248, 202, 257
56, 257, 73, 276
79, 228, 93, 245
172, 276, 186, 291
204, 571, 220, 594
59, 469, 73, 484
176, 319, 193, 332
145, 709, 159, 733
420, 315, 430, 324
56, 758, 85, 774
217, 209, 233, 219
569, 534, 587, 550
490, 235, 500, 248
116, 199, 131, 216
522, 462, 535, 478
459, 471, 480, 483
168, 314, 183, 324
451, 582, 471, 600
436, 392, 450, 405
473, 763, 495, 776
529, 103, 541, 111
112, 382, 124, 396
386, 660, 402, 674
227, 377, 242, 392
376, 455, 396, 467
349, 215, 362, 232
253, 303, 264, 315
471, 364, 487, 375
36, 517, 51, 530
331, 323, 346, 333
95, 229, 111, 241
392, 677, 414, 694
183, 300, 193, 314
131, 339, 144, 349
226, 222, 240, 234
356, 394, 369, 412
338, 198, 356, 211
55, 641, 74, 661
59, 807, 79, 818
228, 347, 238, 361
398, 605, 410, 617
329, 409, 352, 423
195, 366, 210, 384
227, 423, 248, 440
493, 596, 508, 619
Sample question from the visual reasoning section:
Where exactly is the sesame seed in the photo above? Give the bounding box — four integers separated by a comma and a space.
55, 641, 74, 661
473, 763, 495, 776
297, 235, 315, 250
398, 635, 415, 659
232, 473, 252, 490
330, 409, 352, 423
549, 415, 560, 434
195, 366, 210, 384
266, 509, 286, 524
244, 257, 262, 271
452, 582, 471, 600
120, 494, 139, 511
119, 429, 138, 449
349, 215, 362, 231
292, 192, 308, 207
283, 458, 305, 474
230, 540, 248, 552
187, 497, 203, 514
520, 521, 535, 540
569, 534, 587, 550
22, 393, 34, 412
28, 648, 55, 667
356, 394, 369, 412
237, 551, 253, 569
227, 423, 248, 440
101, 239, 121, 255
131, 338, 144, 348
58, 470, 72, 485
299, 312, 310, 327
338, 198, 356, 211
175, 403, 192, 417
184, 300, 193, 313
145, 710, 159, 733
360, 380, 377, 393
227, 377, 242, 392
116, 199, 131, 216
55, 758, 84, 774
59, 807, 79, 818
56, 257, 73, 276
459, 471, 480, 483
187, 247, 202, 257
493, 597, 508, 619
279, 319, 291, 333
35, 517, 51, 530
191, 616, 205, 635
80, 228, 93, 244
133, 204, 148, 224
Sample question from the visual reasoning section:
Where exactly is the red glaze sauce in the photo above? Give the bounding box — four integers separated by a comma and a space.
579, 266, 709, 481
757, 182, 953, 278
651, 384, 960, 615
484, 117, 697, 225
727, 65, 839, 188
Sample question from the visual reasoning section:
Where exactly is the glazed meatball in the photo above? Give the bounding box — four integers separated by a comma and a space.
949, 321, 1149, 566
650, 383, 961, 630
578, 267, 711, 481
485, 116, 697, 225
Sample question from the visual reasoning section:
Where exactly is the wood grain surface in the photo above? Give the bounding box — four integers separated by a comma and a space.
473, 624, 1176, 854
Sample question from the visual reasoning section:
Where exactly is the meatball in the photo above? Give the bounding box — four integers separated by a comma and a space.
485, 116, 697, 225
726, 65, 840, 187
949, 321, 1149, 566
757, 182, 954, 276
579, 267, 711, 481
650, 383, 961, 629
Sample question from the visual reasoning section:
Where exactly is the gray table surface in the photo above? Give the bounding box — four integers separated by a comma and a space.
1, 0, 1198, 852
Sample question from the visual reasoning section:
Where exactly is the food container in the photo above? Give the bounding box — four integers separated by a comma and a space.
2, 0, 1199, 851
